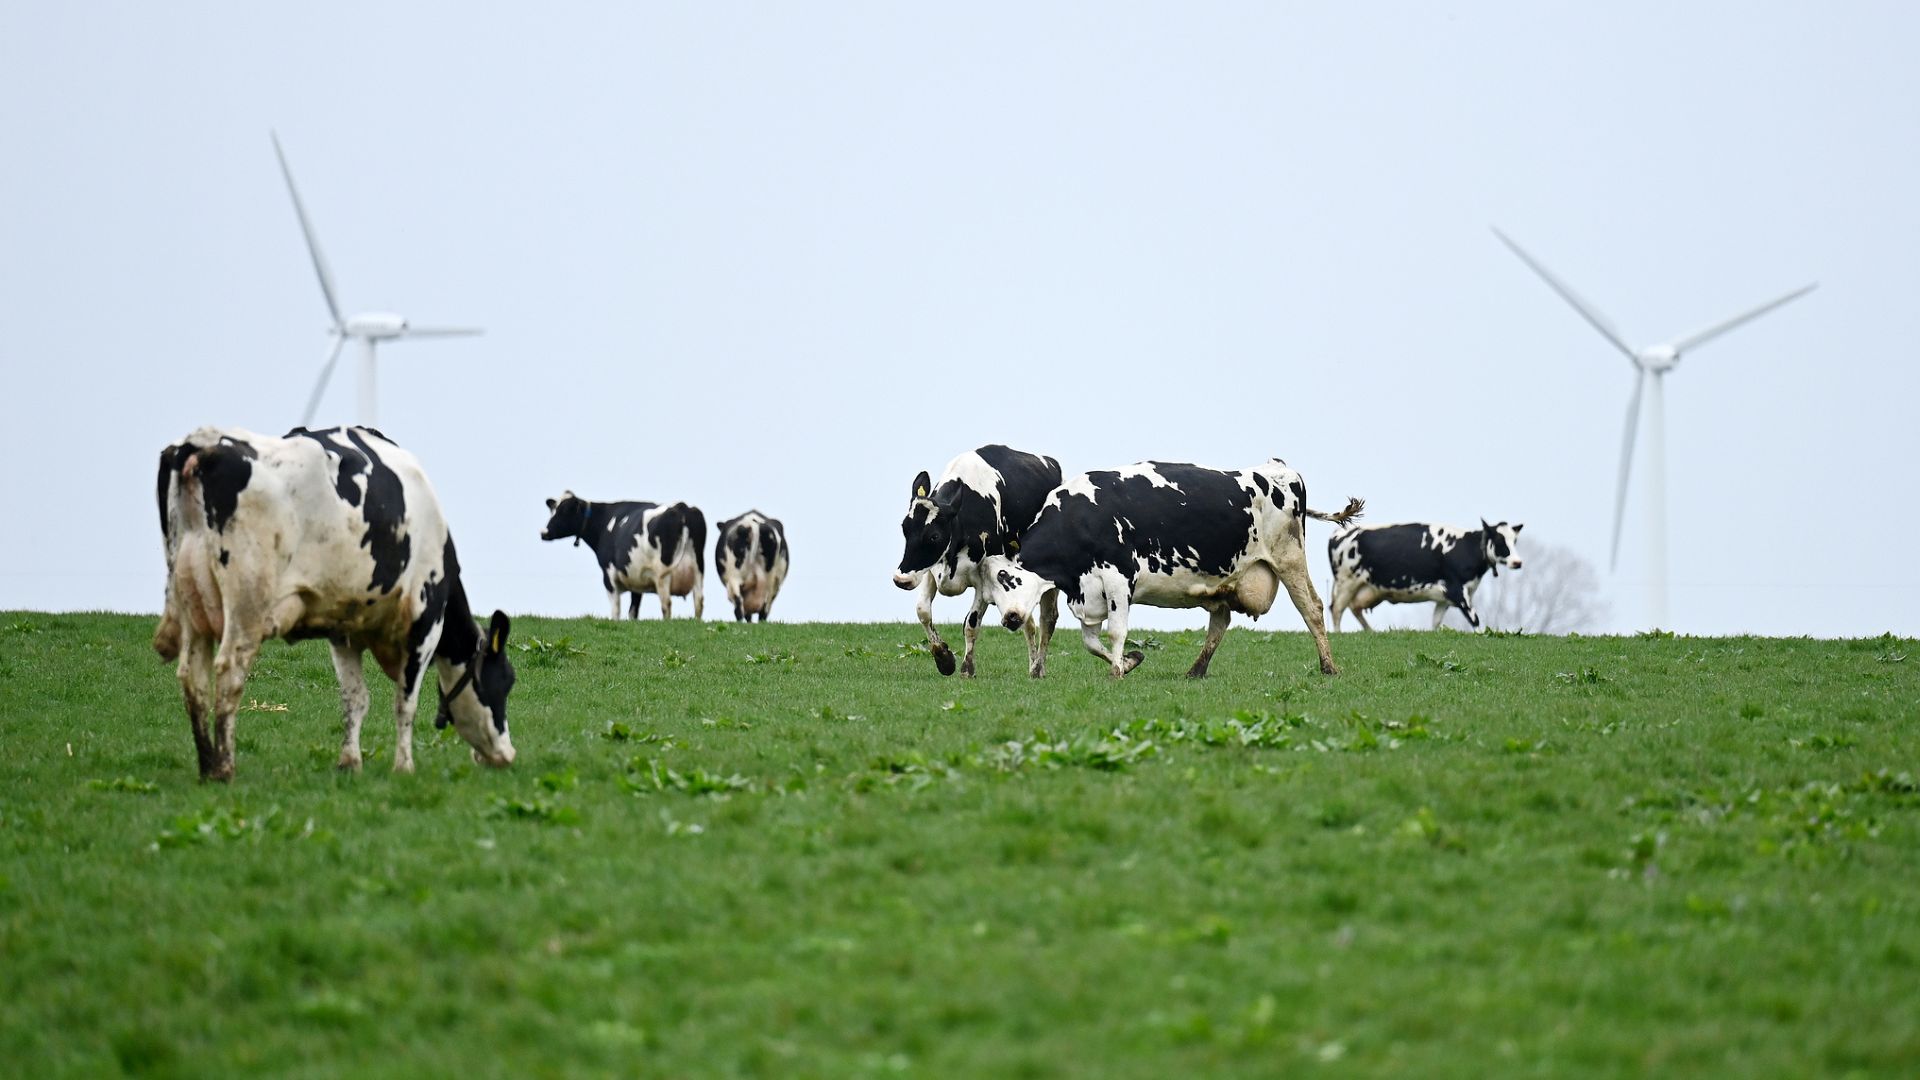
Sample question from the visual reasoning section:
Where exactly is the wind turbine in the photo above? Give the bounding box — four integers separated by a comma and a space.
272, 131, 482, 429
1491, 227, 1815, 628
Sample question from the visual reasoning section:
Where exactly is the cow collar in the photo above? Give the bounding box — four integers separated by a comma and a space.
435, 648, 483, 729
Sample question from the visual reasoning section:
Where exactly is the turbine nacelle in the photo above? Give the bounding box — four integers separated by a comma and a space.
344, 313, 409, 339
1635, 344, 1680, 373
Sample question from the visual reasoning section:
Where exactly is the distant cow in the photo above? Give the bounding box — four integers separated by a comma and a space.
984, 461, 1363, 677
715, 510, 789, 621
153, 425, 517, 781
1327, 520, 1524, 631
893, 444, 1062, 677
542, 492, 706, 619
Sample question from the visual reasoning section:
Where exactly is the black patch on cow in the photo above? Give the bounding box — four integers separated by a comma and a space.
286, 426, 412, 595
192, 439, 257, 534
683, 505, 708, 573
758, 519, 784, 572
219, 549, 229, 567
155, 444, 180, 542
722, 516, 753, 568
897, 445, 1062, 576
344, 429, 411, 594
408, 535, 459, 697
1016, 463, 1255, 606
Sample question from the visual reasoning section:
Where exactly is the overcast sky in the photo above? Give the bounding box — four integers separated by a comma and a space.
3, 2, 1915, 636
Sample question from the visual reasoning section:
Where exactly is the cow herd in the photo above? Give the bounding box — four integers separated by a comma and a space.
152, 425, 1522, 781
892, 444, 1525, 684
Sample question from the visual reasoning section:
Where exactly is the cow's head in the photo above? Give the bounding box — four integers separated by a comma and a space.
894, 470, 955, 588
436, 610, 517, 767
1481, 520, 1524, 576
541, 491, 589, 546
981, 553, 1050, 631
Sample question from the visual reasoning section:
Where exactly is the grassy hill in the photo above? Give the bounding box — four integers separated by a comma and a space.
1, 612, 1916, 1076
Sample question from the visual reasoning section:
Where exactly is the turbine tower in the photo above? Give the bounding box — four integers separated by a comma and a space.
1492, 227, 1815, 628
273, 132, 482, 429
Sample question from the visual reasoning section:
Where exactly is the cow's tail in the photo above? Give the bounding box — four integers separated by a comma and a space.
1304, 496, 1365, 526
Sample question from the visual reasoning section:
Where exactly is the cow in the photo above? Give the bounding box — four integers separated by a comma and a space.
152, 425, 517, 781
541, 492, 706, 620
983, 460, 1364, 678
892, 444, 1062, 678
1327, 520, 1525, 631
714, 510, 790, 621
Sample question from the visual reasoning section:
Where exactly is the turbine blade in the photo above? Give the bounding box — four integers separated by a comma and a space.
1492, 226, 1639, 364
1610, 367, 1646, 571
300, 334, 347, 428
395, 326, 484, 339
271, 131, 345, 329
1668, 282, 1818, 355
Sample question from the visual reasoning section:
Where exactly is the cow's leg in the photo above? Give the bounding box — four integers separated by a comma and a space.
692, 574, 704, 620
1444, 582, 1480, 629
177, 631, 218, 779
330, 641, 372, 771
915, 574, 956, 676
1026, 587, 1059, 678
1277, 556, 1338, 675
389, 624, 443, 775
1104, 597, 1144, 678
1187, 605, 1233, 678
1328, 577, 1353, 632
207, 626, 264, 781
657, 580, 673, 620
609, 590, 624, 620
960, 590, 990, 677
1351, 604, 1376, 632
1431, 601, 1450, 630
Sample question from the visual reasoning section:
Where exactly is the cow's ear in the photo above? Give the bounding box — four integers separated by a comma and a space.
545, 498, 556, 511
1481, 518, 1490, 532
912, 471, 931, 500
487, 610, 512, 655
1513, 523, 1524, 533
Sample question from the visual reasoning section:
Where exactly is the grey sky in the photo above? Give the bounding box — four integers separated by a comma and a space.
3, 2, 1914, 636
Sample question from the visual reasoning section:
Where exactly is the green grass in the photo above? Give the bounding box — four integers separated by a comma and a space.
2, 612, 1917, 1077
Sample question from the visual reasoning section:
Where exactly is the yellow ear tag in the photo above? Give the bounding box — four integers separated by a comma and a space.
1007, 539, 1019, 552
490, 629, 504, 653
916, 486, 928, 498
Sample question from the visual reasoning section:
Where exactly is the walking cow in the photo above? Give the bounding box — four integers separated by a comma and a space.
1326, 520, 1524, 630
542, 492, 707, 619
893, 444, 1062, 677
153, 425, 518, 780
715, 510, 789, 622
984, 460, 1363, 677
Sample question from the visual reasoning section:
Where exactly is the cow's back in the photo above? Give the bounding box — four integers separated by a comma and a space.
159, 426, 450, 648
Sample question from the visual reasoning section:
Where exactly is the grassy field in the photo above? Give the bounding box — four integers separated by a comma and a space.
1, 611, 1916, 1077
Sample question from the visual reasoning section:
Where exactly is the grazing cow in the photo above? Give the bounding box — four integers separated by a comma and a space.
153, 425, 517, 781
1327, 520, 1525, 631
715, 510, 790, 621
892, 444, 1062, 677
541, 492, 706, 619
984, 461, 1364, 677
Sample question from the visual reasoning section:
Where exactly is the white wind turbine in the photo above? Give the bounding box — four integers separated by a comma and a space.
1492, 227, 1815, 628
273, 131, 482, 429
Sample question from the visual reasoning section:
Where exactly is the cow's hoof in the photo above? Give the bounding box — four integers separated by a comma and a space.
336, 753, 362, 772
932, 643, 956, 676
1123, 650, 1146, 673
960, 659, 976, 678
1185, 665, 1211, 679
1320, 660, 1340, 676
200, 762, 235, 783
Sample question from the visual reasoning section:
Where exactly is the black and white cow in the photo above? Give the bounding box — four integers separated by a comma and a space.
984, 461, 1364, 677
1326, 520, 1524, 631
541, 492, 707, 620
153, 425, 517, 781
714, 510, 789, 622
893, 444, 1062, 677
